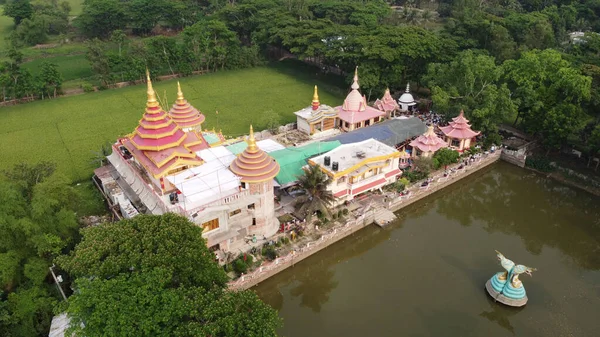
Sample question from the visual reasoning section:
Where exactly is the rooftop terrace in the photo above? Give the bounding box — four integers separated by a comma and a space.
310, 139, 398, 174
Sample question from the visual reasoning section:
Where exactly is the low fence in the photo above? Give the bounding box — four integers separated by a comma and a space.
386, 151, 501, 211
229, 211, 375, 291
228, 151, 501, 291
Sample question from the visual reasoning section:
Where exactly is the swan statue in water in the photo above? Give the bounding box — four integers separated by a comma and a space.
485, 251, 536, 307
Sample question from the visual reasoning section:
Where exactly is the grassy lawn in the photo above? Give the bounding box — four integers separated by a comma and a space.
0, 62, 345, 183
22, 54, 93, 81
67, 0, 84, 16
0, 6, 13, 51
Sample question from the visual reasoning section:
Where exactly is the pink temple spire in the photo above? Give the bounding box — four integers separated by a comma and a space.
351, 66, 359, 90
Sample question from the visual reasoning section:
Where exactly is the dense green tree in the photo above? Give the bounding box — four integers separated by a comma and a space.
57, 214, 281, 336
75, 0, 126, 38
3, 0, 33, 25
503, 49, 592, 150
295, 164, 335, 220
36, 61, 62, 98
424, 50, 516, 134
128, 0, 171, 35
0, 162, 80, 336
110, 29, 127, 57
11, 15, 47, 46
85, 39, 112, 87
1, 48, 35, 100
182, 19, 241, 72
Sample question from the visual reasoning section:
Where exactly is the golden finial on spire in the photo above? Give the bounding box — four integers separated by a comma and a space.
145, 68, 158, 108
311, 85, 320, 110
351, 66, 359, 90
176, 81, 185, 102
247, 125, 258, 152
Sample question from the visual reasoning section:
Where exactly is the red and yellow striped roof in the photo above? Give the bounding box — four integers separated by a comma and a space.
168, 82, 205, 129
130, 72, 187, 151
229, 125, 280, 183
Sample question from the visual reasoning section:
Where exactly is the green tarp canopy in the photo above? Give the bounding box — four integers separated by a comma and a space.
270, 141, 341, 187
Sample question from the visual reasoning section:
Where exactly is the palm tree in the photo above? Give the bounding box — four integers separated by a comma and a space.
295, 164, 335, 220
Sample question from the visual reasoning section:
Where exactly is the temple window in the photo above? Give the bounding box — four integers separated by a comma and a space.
248, 203, 255, 210
241, 182, 246, 189
452, 139, 460, 147
337, 176, 346, 184
252, 218, 257, 226
201, 218, 219, 232
229, 209, 241, 217
355, 123, 361, 129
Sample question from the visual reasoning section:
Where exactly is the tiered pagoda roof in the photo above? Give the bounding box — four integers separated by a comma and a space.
409, 125, 448, 153
374, 88, 399, 112
123, 71, 203, 178
336, 67, 386, 124
168, 82, 205, 129
294, 86, 337, 123
439, 110, 480, 140
229, 125, 280, 183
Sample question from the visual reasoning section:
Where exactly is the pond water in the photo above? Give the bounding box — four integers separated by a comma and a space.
255, 162, 600, 337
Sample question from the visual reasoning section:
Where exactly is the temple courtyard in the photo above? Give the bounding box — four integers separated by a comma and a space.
0, 65, 342, 182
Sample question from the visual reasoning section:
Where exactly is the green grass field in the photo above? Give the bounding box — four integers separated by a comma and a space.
67, 0, 83, 16
22, 54, 93, 81
0, 6, 13, 50
0, 63, 345, 183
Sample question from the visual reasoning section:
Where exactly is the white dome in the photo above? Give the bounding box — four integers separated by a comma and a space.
398, 83, 416, 105
398, 92, 415, 104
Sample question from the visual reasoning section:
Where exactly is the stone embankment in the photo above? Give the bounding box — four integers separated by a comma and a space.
229, 151, 501, 291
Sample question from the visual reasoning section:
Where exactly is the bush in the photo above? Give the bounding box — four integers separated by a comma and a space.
483, 132, 503, 149
314, 220, 322, 227
432, 148, 460, 169
332, 213, 338, 219
403, 170, 429, 182
337, 210, 343, 218
232, 254, 254, 276
233, 259, 247, 275
525, 156, 555, 172
81, 82, 95, 93
262, 246, 278, 261
342, 209, 349, 215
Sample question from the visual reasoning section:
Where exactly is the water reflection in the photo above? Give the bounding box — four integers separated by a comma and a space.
256, 163, 600, 337
436, 163, 600, 270
479, 296, 524, 335
289, 261, 337, 312
256, 226, 390, 313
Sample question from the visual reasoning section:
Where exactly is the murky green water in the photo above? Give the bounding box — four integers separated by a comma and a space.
255, 162, 600, 337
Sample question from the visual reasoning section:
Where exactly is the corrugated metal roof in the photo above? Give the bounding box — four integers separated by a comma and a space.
327, 117, 427, 147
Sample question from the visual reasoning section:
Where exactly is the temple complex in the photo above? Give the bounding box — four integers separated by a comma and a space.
398, 83, 416, 113
169, 82, 205, 131
336, 68, 386, 132
308, 139, 401, 205
103, 75, 281, 254
294, 86, 339, 135
439, 110, 480, 151
116, 71, 206, 194
374, 88, 400, 117
409, 125, 448, 158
